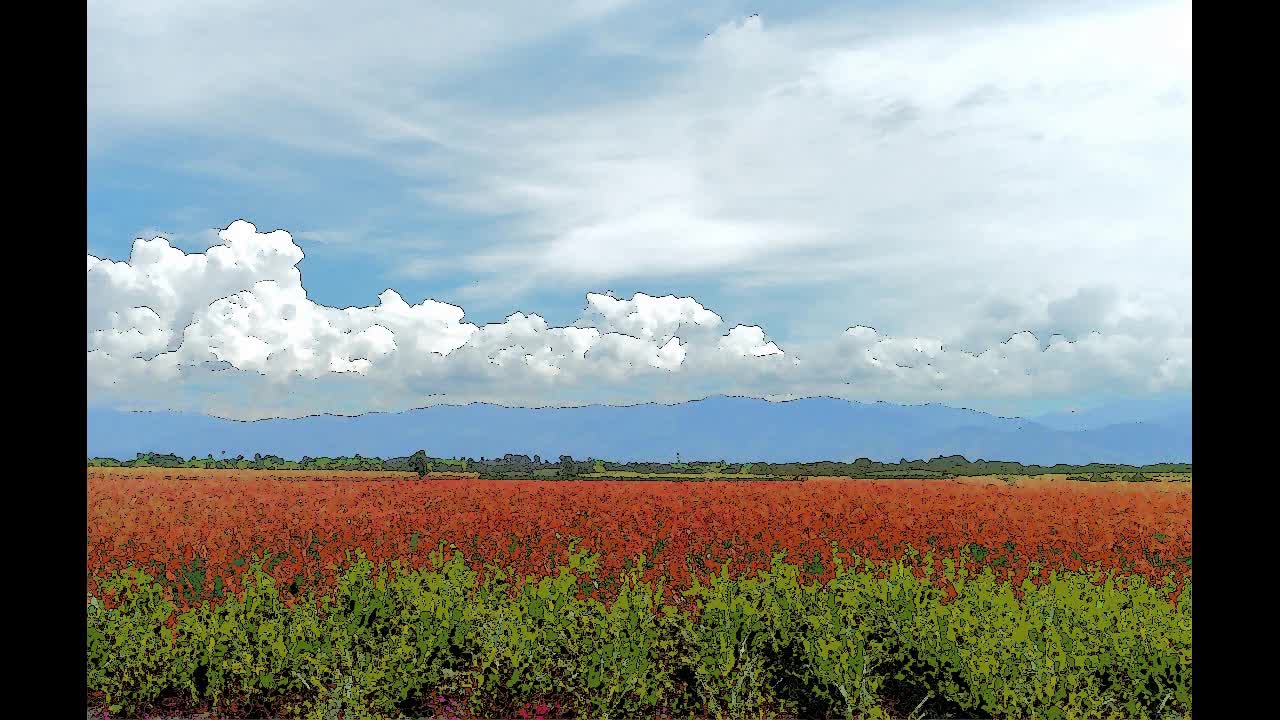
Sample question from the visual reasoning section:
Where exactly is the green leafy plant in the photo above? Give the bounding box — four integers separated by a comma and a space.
87, 554, 1192, 719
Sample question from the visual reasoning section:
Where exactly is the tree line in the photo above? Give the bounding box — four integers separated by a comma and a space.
87, 452, 1191, 480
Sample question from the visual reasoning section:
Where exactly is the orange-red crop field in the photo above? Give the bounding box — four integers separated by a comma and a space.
87, 467, 1191, 608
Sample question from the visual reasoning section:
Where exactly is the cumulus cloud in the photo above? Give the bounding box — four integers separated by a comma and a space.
579, 292, 723, 341
88, 1, 1191, 414
87, 222, 1190, 418
718, 326, 784, 358
87, 222, 777, 395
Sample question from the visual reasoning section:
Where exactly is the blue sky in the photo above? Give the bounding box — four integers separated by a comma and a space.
87, 0, 1191, 420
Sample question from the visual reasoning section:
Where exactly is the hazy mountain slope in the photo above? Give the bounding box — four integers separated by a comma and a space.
87, 395, 1190, 464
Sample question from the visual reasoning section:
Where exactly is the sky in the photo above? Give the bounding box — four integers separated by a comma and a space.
87, 0, 1192, 420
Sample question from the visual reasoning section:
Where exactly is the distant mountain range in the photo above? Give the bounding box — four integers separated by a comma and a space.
1030, 393, 1192, 433
87, 394, 1191, 465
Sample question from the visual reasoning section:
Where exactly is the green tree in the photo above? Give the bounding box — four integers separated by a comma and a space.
559, 455, 578, 479
410, 450, 429, 479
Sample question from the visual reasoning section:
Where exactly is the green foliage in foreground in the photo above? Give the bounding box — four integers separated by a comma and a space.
88, 552, 1191, 720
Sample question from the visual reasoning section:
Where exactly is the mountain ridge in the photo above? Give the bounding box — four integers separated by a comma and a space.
87, 396, 1191, 465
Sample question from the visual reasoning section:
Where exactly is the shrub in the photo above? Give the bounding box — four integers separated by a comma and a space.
88, 554, 1191, 719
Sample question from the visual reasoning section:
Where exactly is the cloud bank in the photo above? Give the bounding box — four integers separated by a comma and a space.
88, 1, 1191, 421
88, 222, 1190, 419
423, 1, 1192, 349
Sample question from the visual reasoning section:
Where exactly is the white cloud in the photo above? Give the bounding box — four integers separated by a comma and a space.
87, 221, 304, 365
428, 0, 1191, 346
87, 221, 1190, 418
85, 223, 769, 392
88, 0, 639, 153
580, 291, 722, 340
718, 326, 784, 358
86, 1, 1191, 416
